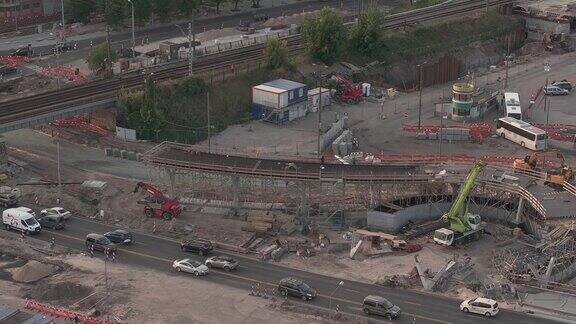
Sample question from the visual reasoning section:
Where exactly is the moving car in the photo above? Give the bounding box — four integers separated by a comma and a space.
52, 42, 73, 54
552, 80, 572, 92
277, 277, 316, 300
2, 208, 41, 234
173, 258, 209, 276
543, 85, 569, 96
0, 64, 17, 76
362, 295, 401, 319
104, 230, 133, 244
460, 297, 499, 317
180, 238, 213, 256
40, 207, 71, 220
10, 45, 32, 57
85, 233, 116, 253
37, 214, 65, 230
205, 255, 238, 271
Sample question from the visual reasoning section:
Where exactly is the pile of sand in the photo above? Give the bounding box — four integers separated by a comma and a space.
10, 260, 59, 283
28, 281, 92, 304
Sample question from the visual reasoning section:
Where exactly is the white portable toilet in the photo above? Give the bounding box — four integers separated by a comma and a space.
362, 83, 371, 97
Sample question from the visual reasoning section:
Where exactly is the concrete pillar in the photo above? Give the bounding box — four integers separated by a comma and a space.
230, 174, 241, 217
543, 257, 556, 288
514, 197, 525, 225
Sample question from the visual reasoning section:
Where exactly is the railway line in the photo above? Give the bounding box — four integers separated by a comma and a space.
0, 0, 512, 125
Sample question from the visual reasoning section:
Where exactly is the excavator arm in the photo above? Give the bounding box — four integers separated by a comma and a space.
442, 161, 487, 233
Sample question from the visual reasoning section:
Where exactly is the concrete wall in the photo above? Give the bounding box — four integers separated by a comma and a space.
368, 202, 517, 233
525, 17, 570, 36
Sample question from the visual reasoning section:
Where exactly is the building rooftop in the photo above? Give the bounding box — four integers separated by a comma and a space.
263, 79, 306, 91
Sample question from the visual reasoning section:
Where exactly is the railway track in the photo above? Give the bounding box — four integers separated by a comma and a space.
0, 0, 512, 124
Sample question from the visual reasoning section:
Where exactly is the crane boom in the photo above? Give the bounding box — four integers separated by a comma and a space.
442, 161, 487, 233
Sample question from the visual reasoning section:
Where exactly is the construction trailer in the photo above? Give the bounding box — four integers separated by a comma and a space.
251, 79, 309, 124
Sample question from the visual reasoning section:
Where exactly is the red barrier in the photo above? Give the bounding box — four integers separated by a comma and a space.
25, 299, 116, 324
533, 123, 576, 142
0, 55, 31, 67
401, 123, 493, 141
41, 66, 86, 84
51, 116, 108, 136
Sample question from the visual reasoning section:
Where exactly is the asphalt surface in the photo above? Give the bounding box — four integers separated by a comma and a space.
0, 0, 359, 59
16, 215, 562, 324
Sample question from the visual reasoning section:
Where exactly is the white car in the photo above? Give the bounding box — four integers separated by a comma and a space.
40, 207, 71, 220
16, 207, 36, 218
460, 297, 499, 317
173, 258, 209, 276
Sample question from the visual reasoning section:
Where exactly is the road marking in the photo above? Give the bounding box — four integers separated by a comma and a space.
344, 288, 362, 294
404, 301, 423, 306
48, 231, 452, 324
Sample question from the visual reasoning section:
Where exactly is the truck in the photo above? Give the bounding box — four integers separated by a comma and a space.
133, 182, 181, 220
2, 208, 41, 234
433, 161, 487, 246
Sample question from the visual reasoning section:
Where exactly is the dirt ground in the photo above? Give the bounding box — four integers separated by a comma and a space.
0, 232, 363, 324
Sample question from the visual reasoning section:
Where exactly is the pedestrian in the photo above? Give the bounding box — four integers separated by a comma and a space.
49, 237, 55, 251
320, 156, 325, 164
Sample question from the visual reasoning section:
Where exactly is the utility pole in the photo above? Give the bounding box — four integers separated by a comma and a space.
440, 89, 445, 158
317, 77, 323, 157
57, 141, 62, 203
188, 22, 193, 76
544, 61, 550, 151
504, 36, 510, 89
207, 90, 211, 153
61, 0, 66, 42
128, 0, 135, 59
417, 63, 424, 130
106, 25, 112, 76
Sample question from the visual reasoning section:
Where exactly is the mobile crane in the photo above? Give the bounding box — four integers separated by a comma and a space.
133, 182, 181, 220
433, 161, 487, 246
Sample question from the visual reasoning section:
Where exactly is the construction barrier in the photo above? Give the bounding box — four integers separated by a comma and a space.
50, 116, 108, 136
532, 123, 576, 142
329, 151, 517, 165
401, 123, 493, 141
25, 299, 116, 324
0, 55, 31, 67
40, 66, 86, 84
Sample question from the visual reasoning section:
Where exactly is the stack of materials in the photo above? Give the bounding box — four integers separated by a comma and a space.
242, 212, 295, 234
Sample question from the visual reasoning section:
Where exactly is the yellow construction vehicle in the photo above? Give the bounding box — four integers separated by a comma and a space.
513, 150, 574, 187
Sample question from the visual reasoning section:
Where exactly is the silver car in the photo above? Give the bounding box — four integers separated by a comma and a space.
205, 255, 239, 272
173, 258, 209, 276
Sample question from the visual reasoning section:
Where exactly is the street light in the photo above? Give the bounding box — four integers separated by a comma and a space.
329, 281, 344, 311
544, 60, 551, 151
60, 0, 66, 42
127, 0, 135, 59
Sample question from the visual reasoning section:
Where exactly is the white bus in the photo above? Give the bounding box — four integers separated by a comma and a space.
496, 117, 546, 151
504, 92, 522, 120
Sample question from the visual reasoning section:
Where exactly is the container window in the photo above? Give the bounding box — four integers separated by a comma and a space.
289, 91, 294, 100
299, 88, 303, 97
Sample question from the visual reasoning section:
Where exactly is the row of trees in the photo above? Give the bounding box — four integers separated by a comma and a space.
68, 0, 262, 27
300, 7, 383, 65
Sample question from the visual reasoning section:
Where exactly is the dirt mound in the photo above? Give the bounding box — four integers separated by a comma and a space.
28, 281, 93, 304
10, 260, 59, 283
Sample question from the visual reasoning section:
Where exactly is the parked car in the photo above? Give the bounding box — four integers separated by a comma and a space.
205, 255, 238, 271
104, 229, 133, 244
552, 79, 572, 92
41, 207, 71, 220
277, 277, 316, 300
37, 215, 65, 230
52, 42, 73, 54
362, 295, 401, 319
16, 206, 36, 217
543, 85, 569, 96
180, 238, 213, 256
2, 208, 41, 234
85, 233, 116, 253
0, 64, 17, 76
172, 258, 209, 276
460, 297, 499, 317
10, 45, 32, 57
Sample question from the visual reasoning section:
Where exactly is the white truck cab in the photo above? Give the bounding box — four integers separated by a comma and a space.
2, 208, 41, 234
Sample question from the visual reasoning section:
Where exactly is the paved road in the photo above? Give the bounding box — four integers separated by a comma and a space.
20, 215, 562, 324
0, 0, 359, 60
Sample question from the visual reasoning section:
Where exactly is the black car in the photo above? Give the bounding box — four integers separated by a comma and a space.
180, 238, 213, 256
37, 215, 65, 230
85, 233, 117, 253
52, 42, 73, 54
277, 277, 317, 300
0, 64, 17, 76
103, 229, 133, 244
10, 45, 32, 57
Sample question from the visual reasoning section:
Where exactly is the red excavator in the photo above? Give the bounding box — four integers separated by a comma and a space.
133, 182, 181, 220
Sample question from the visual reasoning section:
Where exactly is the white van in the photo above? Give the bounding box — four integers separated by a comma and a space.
2, 208, 41, 234
15, 206, 36, 217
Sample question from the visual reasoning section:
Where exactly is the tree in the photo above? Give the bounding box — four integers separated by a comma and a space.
301, 8, 346, 65
265, 38, 288, 69
232, 0, 242, 11
178, 0, 200, 18
86, 43, 118, 75
251, 0, 260, 8
68, 0, 96, 23
212, 0, 227, 14
349, 7, 383, 55
152, 0, 173, 22
137, 76, 165, 140
134, 0, 153, 25
105, 0, 126, 28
